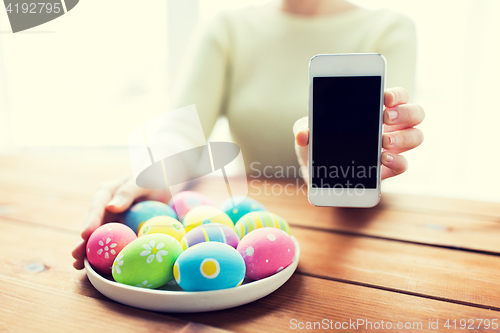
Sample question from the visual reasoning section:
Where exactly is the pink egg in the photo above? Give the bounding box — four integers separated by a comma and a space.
168, 191, 215, 222
237, 227, 295, 280
86, 223, 137, 274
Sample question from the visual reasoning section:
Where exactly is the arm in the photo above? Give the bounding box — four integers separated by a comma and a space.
72, 14, 231, 269
373, 11, 418, 97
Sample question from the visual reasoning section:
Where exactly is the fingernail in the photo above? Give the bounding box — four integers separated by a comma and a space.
388, 135, 394, 146
390, 91, 396, 103
385, 154, 394, 163
387, 110, 398, 121
108, 197, 122, 207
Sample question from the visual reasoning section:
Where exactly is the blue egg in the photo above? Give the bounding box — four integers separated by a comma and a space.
173, 242, 245, 291
122, 201, 178, 233
220, 196, 267, 225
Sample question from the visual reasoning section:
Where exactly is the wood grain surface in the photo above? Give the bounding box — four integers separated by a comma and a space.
1, 153, 500, 332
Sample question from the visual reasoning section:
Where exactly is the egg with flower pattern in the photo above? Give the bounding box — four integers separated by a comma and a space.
86, 223, 137, 275
234, 211, 290, 239
220, 196, 267, 225
173, 242, 245, 291
112, 234, 183, 289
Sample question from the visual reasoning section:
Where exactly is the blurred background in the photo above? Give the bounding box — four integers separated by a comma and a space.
0, 0, 499, 202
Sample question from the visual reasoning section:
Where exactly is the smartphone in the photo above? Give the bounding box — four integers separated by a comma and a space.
308, 53, 386, 207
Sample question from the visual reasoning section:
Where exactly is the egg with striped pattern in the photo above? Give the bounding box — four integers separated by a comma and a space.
234, 211, 291, 239
173, 242, 246, 291
220, 196, 267, 225
180, 223, 239, 250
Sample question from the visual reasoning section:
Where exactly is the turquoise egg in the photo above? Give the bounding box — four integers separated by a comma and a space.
220, 196, 267, 224
122, 201, 178, 233
173, 242, 245, 291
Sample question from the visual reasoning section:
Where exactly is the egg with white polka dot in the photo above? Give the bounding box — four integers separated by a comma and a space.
234, 211, 291, 239
86, 223, 137, 275
168, 191, 215, 222
122, 201, 178, 234
237, 227, 295, 280
173, 242, 246, 291
220, 196, 267, 225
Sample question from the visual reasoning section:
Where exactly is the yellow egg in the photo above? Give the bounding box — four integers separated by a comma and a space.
138, 216, 186, 242
183, 205, 234, 233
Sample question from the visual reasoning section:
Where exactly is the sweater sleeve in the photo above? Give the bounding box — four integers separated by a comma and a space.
169, 12, 231, 140
370, 11, 417, 99
136, 14, 232, 185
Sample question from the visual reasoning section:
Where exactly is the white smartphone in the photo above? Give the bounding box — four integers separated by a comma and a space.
308, 53, 386, 207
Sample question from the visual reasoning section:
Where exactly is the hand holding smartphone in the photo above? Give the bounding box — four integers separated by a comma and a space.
308, 53, 386, 207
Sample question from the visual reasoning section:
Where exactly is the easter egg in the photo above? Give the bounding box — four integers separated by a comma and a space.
234, 211, 291, 239
138, 216, 186, 242
112, 233, 183, 289
237, 227, 295, 280
122, 200, 177, 233
183, 205, 234, 233
220, 196, 267, 225
168, 191, 215, 222
180, 223, 239, 250
87, 223, 137, 275
173, 242, 245, 291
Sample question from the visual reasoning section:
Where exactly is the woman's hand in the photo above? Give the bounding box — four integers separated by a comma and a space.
293, 87, 425, 183
71, 176, 167, 270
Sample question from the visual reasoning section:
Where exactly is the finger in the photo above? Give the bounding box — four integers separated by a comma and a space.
384, 87, 410, 108
293, 116, 310, 172
72, 240, 87, 261
73, 259, 84, 270
382, 128, 424, 154
381, 153, 408, 179
80, 178, 127, 240
80, 211, 103, 242
384, 104, 425, 129
294, 140, 309, 169
293, 117, 309, 137
72, 241, 86, 270
296, 130, 309, 147
106, 178, 147, 214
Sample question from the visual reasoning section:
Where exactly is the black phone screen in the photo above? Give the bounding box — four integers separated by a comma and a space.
312, 76, 382, 189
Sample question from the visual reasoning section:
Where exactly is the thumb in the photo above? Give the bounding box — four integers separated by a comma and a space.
293, 117, 309, 166
293, 117, 310, 185
106, 179, 144, 213
293, 116, 309, 144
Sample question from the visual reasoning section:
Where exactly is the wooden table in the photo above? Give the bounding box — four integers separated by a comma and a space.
1, 152, 500, 332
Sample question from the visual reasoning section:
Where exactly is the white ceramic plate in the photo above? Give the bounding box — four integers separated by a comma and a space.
85, 236, 300, 313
